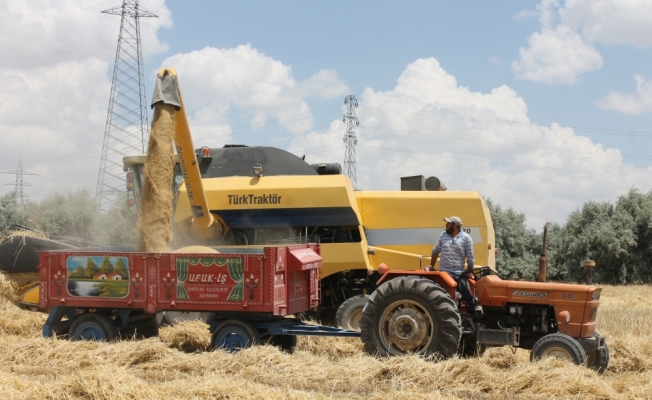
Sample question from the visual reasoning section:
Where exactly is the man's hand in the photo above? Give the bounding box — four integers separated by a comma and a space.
424, 266, 433, 271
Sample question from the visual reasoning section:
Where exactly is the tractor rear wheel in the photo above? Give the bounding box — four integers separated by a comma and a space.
211, 320, 260, 352
70, 313, 118, 342
530, 333, 587, 365
359, 276, 461, 358
336, 294, 369, 331
586, 332, 609, 373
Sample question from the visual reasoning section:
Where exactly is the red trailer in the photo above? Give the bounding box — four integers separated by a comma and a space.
40, 244, 359, 351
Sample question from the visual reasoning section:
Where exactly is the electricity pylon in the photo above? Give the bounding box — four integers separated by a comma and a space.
2, 159, 36, 204
96, 0, 157, 211
343, 95, 359, 189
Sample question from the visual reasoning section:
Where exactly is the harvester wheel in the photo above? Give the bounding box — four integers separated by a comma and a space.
530, 333, 586, 365
211, 320, 261, 352
585, 332, 609, 374
268, 335, 298, 353
359, 276, 461, 358
336, 294, 369, 331
70, 313, 118, 342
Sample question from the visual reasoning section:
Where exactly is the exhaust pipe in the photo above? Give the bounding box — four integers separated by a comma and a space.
537, 222, 550, 282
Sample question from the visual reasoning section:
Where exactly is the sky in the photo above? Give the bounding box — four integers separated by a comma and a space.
2, 0, 652, 229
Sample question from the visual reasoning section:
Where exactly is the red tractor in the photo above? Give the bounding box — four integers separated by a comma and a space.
359, 265, 608, 372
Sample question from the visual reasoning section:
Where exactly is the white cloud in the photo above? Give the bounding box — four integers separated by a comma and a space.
560, 0, 652, 48
596, 75, 652, 114
0, 0, 172, 200
0, 0, 171, 69
159, 44, 349, 139
514, 0, 652, 85
512, 1, 602, 85
292, 58, 652, 228
512, 25, 602, 85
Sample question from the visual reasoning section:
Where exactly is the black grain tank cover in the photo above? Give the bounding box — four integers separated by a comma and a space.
199, 146, 319, 178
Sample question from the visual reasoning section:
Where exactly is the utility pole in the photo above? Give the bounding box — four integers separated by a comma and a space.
96, 0, 157, 211
343, 95, 359, 189
1, 159, 36, 205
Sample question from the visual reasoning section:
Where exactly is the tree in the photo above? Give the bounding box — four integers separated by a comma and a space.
99, 257, 114, 275
84, 258, 100, 279
485, 199, 540, 280
93, 194, 138, 247
21, 190, 99, 245
113, 258, 128, 278
0, 191, 26, 233
551, 201, 635, 284
611, 188, 652, 283
73, 265, 85, 278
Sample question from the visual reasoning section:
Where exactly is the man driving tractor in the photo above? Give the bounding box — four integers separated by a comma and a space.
427, 216, 482, 316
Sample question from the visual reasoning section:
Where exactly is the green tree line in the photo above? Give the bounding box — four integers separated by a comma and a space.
488, 188, 652, 284
0, 189, 137, 248
2, 187, 651, 284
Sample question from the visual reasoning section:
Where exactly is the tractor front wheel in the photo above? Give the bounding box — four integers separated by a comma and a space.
586, 332, 609, 373
530, 333, 587, 365
359, 276, 461, 358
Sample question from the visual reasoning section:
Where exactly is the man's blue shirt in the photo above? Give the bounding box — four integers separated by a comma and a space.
432, 231, 474, 274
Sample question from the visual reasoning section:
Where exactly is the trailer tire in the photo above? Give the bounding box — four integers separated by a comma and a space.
336, 294, 369, 331
530, 333, 587, 365
586, 332, 609, 374
268, 335, 298, 353
211, 320, 261, 352
70, 313, 118, 342
359, 275, 461, 358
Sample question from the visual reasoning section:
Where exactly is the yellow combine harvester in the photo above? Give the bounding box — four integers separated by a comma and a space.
123, 69, 495, 327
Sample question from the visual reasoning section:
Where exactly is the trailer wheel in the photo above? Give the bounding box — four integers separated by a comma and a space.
586, 332, 609, 373
336, 294, 369, 331
70, 313, 118, 341
530, 333, 587, 365
359, 276, 461, 358
268, 335, 298, 353
211, 320, 261, 352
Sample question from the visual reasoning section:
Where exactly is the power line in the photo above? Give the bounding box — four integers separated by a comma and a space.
359, 144, 652, 182
360, 124, 652, 161
359, 106, 652, 138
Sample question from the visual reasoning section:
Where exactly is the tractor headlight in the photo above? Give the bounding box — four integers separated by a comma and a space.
559, 310, 571, 323
592, 291, 601, 301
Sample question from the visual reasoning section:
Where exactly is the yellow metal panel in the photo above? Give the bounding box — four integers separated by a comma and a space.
320, 242, 369, 278
175, 175, 360, 222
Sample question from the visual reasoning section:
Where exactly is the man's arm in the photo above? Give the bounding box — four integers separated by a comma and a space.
428, 236, 443, 270
465, 234, 475, 271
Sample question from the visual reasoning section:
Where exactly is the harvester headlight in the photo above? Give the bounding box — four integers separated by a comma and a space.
253, 164, 263, 177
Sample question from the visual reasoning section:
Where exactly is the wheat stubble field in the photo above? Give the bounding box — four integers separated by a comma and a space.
1, 274, 651, 400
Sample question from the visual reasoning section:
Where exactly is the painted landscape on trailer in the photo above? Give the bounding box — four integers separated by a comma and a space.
65, 256, 130, 298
